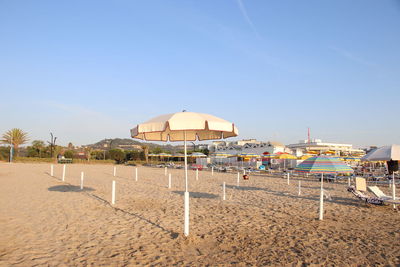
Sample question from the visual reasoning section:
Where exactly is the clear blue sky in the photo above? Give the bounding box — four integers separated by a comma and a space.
1, 0, 399, 147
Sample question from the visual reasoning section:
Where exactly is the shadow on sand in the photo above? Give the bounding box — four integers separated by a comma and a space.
48, 185, 95, 192
225, 184, 363, 208
172, 191, 219, 199
85, 193, 179, 239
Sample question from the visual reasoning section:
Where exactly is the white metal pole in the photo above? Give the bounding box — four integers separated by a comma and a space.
165, 167, 167, 176
62, 164, 66, 182
319, 173, 324, 220
223, 182, 226, 200
184, 131, 188, 192
298, 180, 301, 196
80, 172, 84, 190
168, 173, 171, 189
184, 191, 189, 236
183, 131, 190, 237
243, 169, 246, 175
50, 164, 54, 177
287, 173, 290, 185
392, 173, 396, 209
237, 172, 240, 187
348, 177, 351, 187
112, 180, 116, 205
113, 166, 116, 177
211, 167, 214, 176
135, 167, 138, 181
196, 169, 198, 181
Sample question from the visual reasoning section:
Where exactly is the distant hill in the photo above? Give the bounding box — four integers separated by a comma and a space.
86, 138, 180, 153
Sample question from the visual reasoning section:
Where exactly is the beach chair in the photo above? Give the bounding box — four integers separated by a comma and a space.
368, 186, 400, 203
347, 177, 384, 205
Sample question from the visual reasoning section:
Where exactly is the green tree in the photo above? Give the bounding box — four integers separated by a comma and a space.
64, 150, 74, 159
141, 145, 149, 163
26, 146, 39, 157
109, 149, 125, 164
91, 150, 106, 160
151, 147, 163, 154
200, 148, 209, 156
67, 142, 74, 150
84, 147, 92, 161
0, 147, 10, 161
125, 150, 141, 161
1, 128, 29, 156
31, 140, 45, 158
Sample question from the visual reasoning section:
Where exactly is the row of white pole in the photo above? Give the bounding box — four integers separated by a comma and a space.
54, 164, 302, 203
51, 164, 143, 205
55, 164, 140, 182
53, 164, 376, 231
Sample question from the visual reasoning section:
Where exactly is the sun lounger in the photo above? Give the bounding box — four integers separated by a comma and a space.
347, 186, 384, 205
347, 177, 384, 205
368, 186, 400, 203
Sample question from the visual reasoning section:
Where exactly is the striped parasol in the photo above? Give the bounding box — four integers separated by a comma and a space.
295, 155, 354, 174
295, 156, 353, 221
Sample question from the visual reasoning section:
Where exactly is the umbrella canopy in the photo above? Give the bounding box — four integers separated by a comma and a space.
211, 152, 234, 159
131, 112, 238, 141
262, 153, 276, 159
190, 152, 207, 158
295, 155, 353, 221
275, 153, 297, 159
238, 153, 260, 158
361, 144, 400, 161
131, 111, 238, 237
298, 155, 313, 160
343, 156, 360, 161
295, 156, 354, 174
172, 153, 185, 158
158, 153, 172, 157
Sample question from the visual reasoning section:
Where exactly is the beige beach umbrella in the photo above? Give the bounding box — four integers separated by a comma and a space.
131, 111, 238, 236
361, 144, 400, 208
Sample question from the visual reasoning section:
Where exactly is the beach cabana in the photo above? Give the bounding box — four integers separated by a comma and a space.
131, 111, 238, 236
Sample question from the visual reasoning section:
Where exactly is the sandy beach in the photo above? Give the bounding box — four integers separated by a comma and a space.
0, 162, 399, 266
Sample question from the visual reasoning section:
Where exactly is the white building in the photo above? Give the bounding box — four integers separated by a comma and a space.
212, 140, 290, 156
287, 139, 365, 156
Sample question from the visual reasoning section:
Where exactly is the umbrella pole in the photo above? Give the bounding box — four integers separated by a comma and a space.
184, 131, 188, 192
393, 173, 396, 209
183, 131, 190, 236
319, 173, 324, 220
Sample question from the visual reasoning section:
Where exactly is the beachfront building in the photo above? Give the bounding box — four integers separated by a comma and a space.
287, 139, 365, 157
211, 139, 291, 156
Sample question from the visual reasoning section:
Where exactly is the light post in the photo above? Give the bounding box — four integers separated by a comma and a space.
9, 135, 13, 162
103, 138, 107, 160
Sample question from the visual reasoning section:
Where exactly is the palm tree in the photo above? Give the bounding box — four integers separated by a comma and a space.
1, 128, 29, 156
